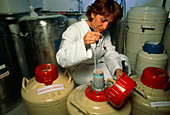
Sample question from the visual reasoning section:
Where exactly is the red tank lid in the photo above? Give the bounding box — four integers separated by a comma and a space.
35, 64, 58, 86
85, 86, 109, 102
141, 67, 169, 90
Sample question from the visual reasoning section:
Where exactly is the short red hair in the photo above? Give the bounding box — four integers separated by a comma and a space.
86, 0, 123, 22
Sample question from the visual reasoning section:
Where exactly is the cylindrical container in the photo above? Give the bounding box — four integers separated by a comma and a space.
135, 41, 168, 75
93, 69, 104, 89
67, 84, 132, 115
0, 21, 22, 115
131, 67, 170, 115
19, 13, 68, 76
1, 15, 30, 78
21, 64, 74, 115
67, 15, 79, 26
125, 7, 168, 71
163, 19, 170, 75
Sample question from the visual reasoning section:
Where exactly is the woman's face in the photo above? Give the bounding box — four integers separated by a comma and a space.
91, 12, 113, 32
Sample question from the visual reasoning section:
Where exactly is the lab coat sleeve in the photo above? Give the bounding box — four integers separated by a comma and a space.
103, 32, 123, 76
56, 25, 92, 68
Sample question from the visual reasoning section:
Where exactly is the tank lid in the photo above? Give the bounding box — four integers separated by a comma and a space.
143, 41, 164, 54
19, 13, 67, 21
127, 7, 168, 21
141, 67, 169, 90
35, 64, 58, 85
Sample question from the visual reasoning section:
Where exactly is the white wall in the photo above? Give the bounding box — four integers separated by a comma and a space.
0, 0, 30, 14
41, 0, 164, 13
42, 0, 95, 12
0, 0, 169, 14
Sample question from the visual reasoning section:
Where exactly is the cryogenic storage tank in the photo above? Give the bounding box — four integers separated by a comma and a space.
131, 67, 170, 115
135, 41, 168, 75
67, 69, 135, 115
163, 19, 170, 75
21, 64, 74, 115
67, 84, 132, 115
19, 13, 68, 76
125, 7, 168, 71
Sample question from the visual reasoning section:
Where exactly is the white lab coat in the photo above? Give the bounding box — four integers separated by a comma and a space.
56, 19, 130, 85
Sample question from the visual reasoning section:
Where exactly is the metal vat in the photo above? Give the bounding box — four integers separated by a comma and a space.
19, 13, 68, 76
0, 21, 22, 115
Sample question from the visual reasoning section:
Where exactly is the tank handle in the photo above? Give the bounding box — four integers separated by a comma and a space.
105, 78, 116, 84
70, 100, 89, 115
141, 25, 155, 32
133, 87, 148, 99
22, 77, 29, 92
64, 69, 72, 84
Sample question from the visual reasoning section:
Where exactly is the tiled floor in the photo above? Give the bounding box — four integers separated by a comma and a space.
4, 102, 27, 115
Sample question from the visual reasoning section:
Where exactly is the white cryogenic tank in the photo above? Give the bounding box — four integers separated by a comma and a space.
67, 69, 135, 115
131, 67, 170, 115
163, 19, 170, 75
135, 41, 168, 75
21, 64, 74, 115
125, 7, 168, 71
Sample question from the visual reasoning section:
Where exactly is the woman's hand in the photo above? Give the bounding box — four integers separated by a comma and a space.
83, 31, 103, 45
116, 68, 123, 79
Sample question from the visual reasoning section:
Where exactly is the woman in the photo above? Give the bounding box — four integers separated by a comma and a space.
56, 0, 130, 85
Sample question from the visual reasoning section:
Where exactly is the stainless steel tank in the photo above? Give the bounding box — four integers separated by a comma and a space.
0, 21, 22, 115
19, 13, 68, 76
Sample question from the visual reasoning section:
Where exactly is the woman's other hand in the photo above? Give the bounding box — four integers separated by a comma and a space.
116, 68, 123, 79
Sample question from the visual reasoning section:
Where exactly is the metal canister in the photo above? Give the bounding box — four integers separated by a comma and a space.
131, 67, 170, 115
19, 13, 68, 76
21, 64, 74, 115
0, 20, 22, 115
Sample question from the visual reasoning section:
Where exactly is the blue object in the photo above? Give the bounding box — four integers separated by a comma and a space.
143, 41, 164, 54
93, 69, 104, 78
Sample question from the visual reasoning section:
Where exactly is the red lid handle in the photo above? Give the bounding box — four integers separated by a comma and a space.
35, 64, 58, 85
